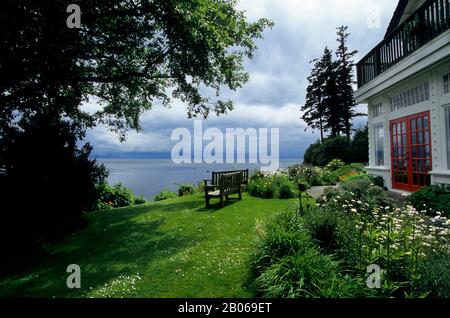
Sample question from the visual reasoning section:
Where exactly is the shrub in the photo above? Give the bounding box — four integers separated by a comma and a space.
304, 206, 339, 253
134, 196, 146, 205
303, 140, 322, 165
96, 183, 145, 209
303, 129, 369, 166
318, 136, 352, 166
407, 184, 450, 217
0, 115, 108, 259
325, 159, 346, 171
351, 126, 369, 164
248, 210, 368, 298
154, 189, 177, 202
248, 172, 296, 199
331, 164, 364, 182
177, 184, 195, 197
371, 176, 385, 188
417, 253, 450, 298
288, 165, 333, 186
277, 181, 295, 199
340, 171, 371, 184
317, 184, 450, 298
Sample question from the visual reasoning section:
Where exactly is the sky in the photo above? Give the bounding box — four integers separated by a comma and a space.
84, 0, 399, 159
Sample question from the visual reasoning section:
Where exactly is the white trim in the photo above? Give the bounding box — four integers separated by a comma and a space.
429, 170, 450, 176
366, 166, 390, 171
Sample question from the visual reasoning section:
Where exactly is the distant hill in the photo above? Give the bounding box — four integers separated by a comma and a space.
92, 152, 172, 159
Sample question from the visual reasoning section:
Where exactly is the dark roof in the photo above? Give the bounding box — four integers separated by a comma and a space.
384, 0, 410, 38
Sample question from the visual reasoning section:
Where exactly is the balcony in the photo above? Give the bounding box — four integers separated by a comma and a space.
357, 0, 450, 88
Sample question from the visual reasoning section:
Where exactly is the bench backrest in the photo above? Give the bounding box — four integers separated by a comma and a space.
220, 172, 242, 194
212, 169, 249, 186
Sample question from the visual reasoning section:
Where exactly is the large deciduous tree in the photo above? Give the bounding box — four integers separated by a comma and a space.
0, 0, 273, 137
0, 0, 272, 256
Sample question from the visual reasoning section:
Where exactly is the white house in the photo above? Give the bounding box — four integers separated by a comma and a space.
356, 0, 450, 192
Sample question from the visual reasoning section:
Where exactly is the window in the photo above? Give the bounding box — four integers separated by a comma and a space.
372, 103, 383, 118
447, 107, 450, 169
374, 124, 385, 166
390, 83, 430, 112
444, 73, 450, 95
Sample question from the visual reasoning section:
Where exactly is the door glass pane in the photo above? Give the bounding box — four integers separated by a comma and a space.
424, 116, 429, 130
417, 118, 423, 130
418, 132, 423, 144
424, 132, 430, 144
425, 145, 431, 157
411, 119, 417, 131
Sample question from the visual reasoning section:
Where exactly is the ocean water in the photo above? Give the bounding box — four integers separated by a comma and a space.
99, 159, 302, 200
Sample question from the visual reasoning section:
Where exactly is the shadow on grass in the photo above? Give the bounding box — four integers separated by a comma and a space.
0, 200, 206, 297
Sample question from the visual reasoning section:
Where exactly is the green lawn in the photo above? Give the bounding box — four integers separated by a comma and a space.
0, 193, 303, 298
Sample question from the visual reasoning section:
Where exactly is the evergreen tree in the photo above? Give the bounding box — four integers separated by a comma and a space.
336, 26, 359, 139
301, 58, 327, 143
320, 48, 342, 137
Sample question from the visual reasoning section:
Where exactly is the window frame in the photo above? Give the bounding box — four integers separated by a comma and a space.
374, 123, 385, 167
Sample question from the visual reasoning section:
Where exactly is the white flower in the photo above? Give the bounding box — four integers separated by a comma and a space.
351, 208, 357, 213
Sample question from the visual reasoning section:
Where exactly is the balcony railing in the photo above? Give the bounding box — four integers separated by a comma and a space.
357, 0, 450, 88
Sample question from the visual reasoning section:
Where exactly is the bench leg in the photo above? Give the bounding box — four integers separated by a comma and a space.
238, 190, 242, 200
225, 194, 229, 201
206, 196, 210, 208
220, 195, 224, 207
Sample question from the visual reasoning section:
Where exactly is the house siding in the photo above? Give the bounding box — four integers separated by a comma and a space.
365, 60, 450, 191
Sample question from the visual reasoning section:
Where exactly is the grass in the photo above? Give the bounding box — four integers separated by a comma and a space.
0, 193, 306, 298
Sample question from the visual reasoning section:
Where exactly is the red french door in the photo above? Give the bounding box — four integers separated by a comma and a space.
390, 111, 432, 192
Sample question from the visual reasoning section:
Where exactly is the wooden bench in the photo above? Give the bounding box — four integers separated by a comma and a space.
204, 172, 242, 208
209, 169, 249, 188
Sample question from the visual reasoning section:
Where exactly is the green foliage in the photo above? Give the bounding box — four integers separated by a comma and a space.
304, 207, 339, 253
351, 126, 369, 164
321, 179, 394, 209
177, 184, 195, 197
277, 181, 296, 199
303, 137, 351, 166
248, 172, 296, 199
303, 141, 322, 165
371, 176, 385, 188
407, 185, 450, 217
314, 181, 450, 298
96, 183, 146, 210
249, 210, 367, 298
0, 115, 108, 259
288, 165, 335, 187
301, 27, 358, 140
154, 189, 178, 202
325, 159, 346, 171
331, 163, 364, 182
417, 253, 450, 298
1, 0, 273, 137
303, 132, 368, 167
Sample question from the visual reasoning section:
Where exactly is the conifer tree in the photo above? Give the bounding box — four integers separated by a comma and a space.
336, 25, 359, 139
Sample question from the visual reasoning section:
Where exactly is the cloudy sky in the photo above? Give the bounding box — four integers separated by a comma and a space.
85, 0, 399, 159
